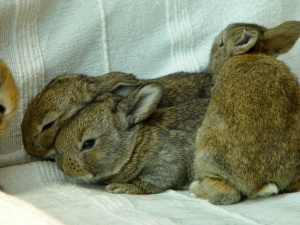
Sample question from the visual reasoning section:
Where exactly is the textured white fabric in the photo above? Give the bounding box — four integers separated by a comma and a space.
0, 0, 299, 224
0, 161, 300, 225
0, 187, 63, 225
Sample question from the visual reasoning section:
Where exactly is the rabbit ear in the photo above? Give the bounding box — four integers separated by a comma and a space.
263, 21, 300, 55
87, 73, 140, 95
231, 29, 259, 55
111, 82, 141, 96
117, 82, 163, 126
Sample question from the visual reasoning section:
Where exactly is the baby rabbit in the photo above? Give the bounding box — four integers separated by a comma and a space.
22, 71, 212, 159
0, 60, 18, 138
21, 72, 139, 159
55, 82, 209, 194
190, 21, 300, 205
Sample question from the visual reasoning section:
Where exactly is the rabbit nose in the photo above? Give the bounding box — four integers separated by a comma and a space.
58, 156, 94, 179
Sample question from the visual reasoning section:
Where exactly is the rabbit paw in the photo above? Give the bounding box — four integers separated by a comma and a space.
190, 177, 241, 205
105, 183, 142, 194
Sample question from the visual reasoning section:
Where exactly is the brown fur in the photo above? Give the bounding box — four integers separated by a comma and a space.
21, 72, 139, 158
55, 82, 209, 194
0, 60, 18, 138
21, 71, 212, 159
190, 21, 300, 205
149, 72, 212, 107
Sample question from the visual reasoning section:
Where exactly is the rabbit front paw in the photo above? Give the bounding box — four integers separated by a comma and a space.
105, 183, 143, 194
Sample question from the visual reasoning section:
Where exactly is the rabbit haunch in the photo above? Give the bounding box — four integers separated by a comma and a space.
55, 82, 209, 194
191, 21, 300, 205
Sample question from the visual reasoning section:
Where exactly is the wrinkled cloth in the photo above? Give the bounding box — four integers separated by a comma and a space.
0, 0, 299, 224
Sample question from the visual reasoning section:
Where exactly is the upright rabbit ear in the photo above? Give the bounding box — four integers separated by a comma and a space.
231, 29, 259, 55
263, 21, 300, 55
117, 82, 164, 126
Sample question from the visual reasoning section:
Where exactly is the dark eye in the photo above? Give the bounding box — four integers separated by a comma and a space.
0, 105, 5, 115
219, 40, 224, 47
42, 121, 54, 132
82, 139, 95, 151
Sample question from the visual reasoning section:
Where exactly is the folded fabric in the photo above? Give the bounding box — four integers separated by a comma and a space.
0, 161, 299, 225
0, 187, 63, 225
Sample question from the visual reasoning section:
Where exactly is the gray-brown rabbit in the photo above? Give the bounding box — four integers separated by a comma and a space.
55, 82, 209, 194
0, 60, 18, 138
21, 72, 139, 159
22, 71, 212, 159
190, 21, 300, 205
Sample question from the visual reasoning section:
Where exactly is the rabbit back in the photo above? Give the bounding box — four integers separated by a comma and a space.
194, 54, 300, 197
150, 72, 212, 107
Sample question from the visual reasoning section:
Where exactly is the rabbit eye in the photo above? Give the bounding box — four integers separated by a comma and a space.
42, 121, 54, 132
0, 105, 5, 115
219, 40, 224, 47
82, 139, 95, 151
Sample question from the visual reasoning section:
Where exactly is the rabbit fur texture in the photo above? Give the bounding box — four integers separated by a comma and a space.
54, 82, 209, 194
21, 72, 212, 159
190, 21, 300, 205
0, 60, 18, 138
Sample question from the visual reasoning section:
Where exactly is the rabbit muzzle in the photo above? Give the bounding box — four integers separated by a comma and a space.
56, 156, 94, 179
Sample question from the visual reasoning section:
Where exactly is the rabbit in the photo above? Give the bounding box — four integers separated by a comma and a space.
54, 82, 209, 194
21, 71, 212, 160
190, 21, 300, 205
0, 60, 18, 138
21, 72, 140, 159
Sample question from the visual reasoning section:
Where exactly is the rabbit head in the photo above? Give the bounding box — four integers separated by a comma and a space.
55, 82, 163, 180
209, 21, 300, 74
0, 60, 18, 138
21, 72, 139, 159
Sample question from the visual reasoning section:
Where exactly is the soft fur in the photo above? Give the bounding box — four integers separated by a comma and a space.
0, 60, 18, 138
21, 72, 139, 158
190, 21, 300, 205
21, 71, 212, 159
149, 72, 212, 107
55, 82, 209, 194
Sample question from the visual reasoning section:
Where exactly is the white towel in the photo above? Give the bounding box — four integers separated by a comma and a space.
0, 161, 299, 225
0, 188, 63, 225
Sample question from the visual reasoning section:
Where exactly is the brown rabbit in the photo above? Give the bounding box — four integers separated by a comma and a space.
190, 21, 300, 205
0, 60, 18, 138
21, 72, 140, 159
55, 82, 209, 194
21, 71, 212, 159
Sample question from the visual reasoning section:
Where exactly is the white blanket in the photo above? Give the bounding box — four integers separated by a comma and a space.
0, 161, 300, 225
0, 0, 299, 224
